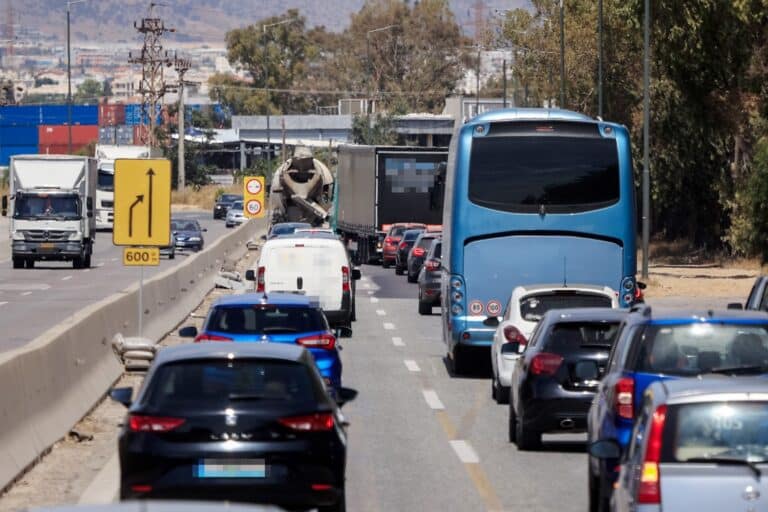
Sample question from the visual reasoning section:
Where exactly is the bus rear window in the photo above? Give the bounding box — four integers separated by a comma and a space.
468, 136, 620, 213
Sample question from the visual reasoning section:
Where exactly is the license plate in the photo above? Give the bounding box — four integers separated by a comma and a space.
40, 242, 54, 250
196, 459, 266, 478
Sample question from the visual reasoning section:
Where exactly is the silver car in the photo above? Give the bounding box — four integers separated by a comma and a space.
225, 200, 246, 228
590, 376, 768, 512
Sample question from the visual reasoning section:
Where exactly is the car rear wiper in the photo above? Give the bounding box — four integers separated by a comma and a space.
685, 456, 765, 478
227, 393, 269, 401
261, 327, 300, 333
707, 364, 768, 375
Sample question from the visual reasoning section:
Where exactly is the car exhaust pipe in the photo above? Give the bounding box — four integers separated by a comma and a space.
560, 418, 575, 429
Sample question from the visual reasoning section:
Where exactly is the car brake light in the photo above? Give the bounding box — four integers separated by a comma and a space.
256, 266, 265, 292
278, 413, 334, 431
425, 259, 440, 271
399, 241, 407, 250
384, 237, 396, 246
342, 266, 350, 292
194, 333, 233, 343
503, 325, 527, 349
129, 414, 185, 432
412, 247, 426, 257
615, 376, 635, 420
297, 333, 336, 349
530, 352, 563, 375
638, 405, 667, 504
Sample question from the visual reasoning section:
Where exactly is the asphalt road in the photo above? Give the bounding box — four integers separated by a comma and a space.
0, 210, 231, 353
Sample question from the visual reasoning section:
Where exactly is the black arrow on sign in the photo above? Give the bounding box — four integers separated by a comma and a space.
129, 195, 144, 237
147, 168, 155, 238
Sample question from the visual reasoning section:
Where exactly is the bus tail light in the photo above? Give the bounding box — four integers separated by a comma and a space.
638, 405, 667, 504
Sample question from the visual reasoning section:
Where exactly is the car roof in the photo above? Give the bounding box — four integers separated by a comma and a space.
212, 292, 314, 307
153, 342, 308, 366
652, 376, 768, 404
627, 305, 768, 323
542, 307, 628, 323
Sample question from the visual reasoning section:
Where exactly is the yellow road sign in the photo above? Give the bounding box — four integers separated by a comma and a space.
113, 159, 171, 246
123, 247, 161, 266
243, 176, 265, 219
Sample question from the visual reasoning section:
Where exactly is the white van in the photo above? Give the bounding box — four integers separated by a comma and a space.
247, 234, 360, 327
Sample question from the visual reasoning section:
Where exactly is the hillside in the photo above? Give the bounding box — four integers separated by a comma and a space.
11, 0, 529, 44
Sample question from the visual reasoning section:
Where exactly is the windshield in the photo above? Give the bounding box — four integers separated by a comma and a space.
207, 305, 328, 335
97, 170, 114, 191
665, 402, 768, 463
219, 194, 242, 204
468, 132, 620, 214
633, 324, 768, 376
231, 201, 243, 210
14, 193, 81, 220
520, 292, 613, 322
273, 223, 310, 236
171, 220, 199, 232
143, 359, 321, 410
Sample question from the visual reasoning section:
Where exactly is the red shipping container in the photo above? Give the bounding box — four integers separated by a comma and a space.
38, 125, 99, 146
38, 143, 91, 155
133, 125, 149, 145
99, 104, 126, 126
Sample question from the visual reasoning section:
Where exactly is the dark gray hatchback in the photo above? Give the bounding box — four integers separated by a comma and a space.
417, 239, 442, 315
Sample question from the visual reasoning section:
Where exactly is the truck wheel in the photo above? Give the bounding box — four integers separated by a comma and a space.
25, 259, 35, 269
73, 257, 82, 269
83, 254, 92, 268
12, 258, 23, 269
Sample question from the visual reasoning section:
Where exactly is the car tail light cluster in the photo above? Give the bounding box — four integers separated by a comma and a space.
256, 266, 265, 292
341, 266, 350, 292
412, 247, 426, 257
614, 376, 635, 420
384, 237, 397, 247
399, 241, 408, 250
297, 333, 336, 349
278, 413, 334, 431
194, 333, 233, 343
638, 405, 667, 505
425, 259, 440, 271
503, 325, 527, 351
530, 353, 563, 376
129, 414, 185, 432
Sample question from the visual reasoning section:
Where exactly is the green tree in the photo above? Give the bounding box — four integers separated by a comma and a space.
351, 113, 398, 145
74, 79, 104, 104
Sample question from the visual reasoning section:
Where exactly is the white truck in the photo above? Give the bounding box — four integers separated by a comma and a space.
1, 155, 97, 269
94, 145, 162, 230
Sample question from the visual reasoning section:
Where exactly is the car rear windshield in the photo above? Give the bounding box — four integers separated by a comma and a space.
272, 224, 309, 236
403, 230, 423, 241
468, 132, 620, 213
662, 401, 768, 464
544, 321, 622, 352
143, 359, 321, 409
432, 242, 442, 259
207, 305, 328, 335
390, 226, 406, 237
416, 236, 436, 249
520, 292, 613, 322
631, 324, 768, 376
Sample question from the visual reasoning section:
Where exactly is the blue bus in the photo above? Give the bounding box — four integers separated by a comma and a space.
441, 109, 637, 373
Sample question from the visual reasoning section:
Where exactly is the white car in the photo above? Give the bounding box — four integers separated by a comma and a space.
225, 200, 246, 228
490, 284, 619, 404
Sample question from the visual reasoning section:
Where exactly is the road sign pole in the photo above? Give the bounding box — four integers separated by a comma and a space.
138, 265, 144, 337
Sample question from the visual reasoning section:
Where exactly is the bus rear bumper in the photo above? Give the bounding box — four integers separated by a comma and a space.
446, 316, 495, 349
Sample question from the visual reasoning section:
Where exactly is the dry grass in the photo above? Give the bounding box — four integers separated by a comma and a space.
171, 184, 241, 211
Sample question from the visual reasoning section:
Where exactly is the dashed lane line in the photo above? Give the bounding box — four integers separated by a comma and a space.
404, 360, 421, 372
370, 297, 379, 303
61, 275, 73, 281
383, 322, 395, 330
376, 309, 386, 316
392, 336, 405, 347
21, 291, 31, 296
422, 389, 445, 410
449, 440, 480, 464
0, 301, 7, 307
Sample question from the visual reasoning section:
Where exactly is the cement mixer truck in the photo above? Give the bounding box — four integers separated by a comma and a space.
268, 147, 334, 226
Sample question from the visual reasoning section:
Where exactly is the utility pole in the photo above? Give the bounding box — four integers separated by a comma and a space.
642, 0, 651, 279
128, 3, 174, 147
597, 0, 604, 118
559, 0, 565, 109
173, 55, 192, 189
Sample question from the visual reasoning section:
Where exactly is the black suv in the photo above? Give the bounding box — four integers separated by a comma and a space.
509, 308, 626, 450
213, 193, 243, 219
395, 228, 424, 275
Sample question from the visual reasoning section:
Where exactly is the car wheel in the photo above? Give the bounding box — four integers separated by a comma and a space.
83, 253, 92, 268
382, 260, 390, 269
588, 465, 610, 512
351, 302, 357, 322
317, 488, 345, 512
492, 377, 510, 405
73, 256, 82, 269
407, 272, 417, 283
516, 406, 541, 451
395, 265, 403, 275
418, 300, 432, 315
169, 250, 175, 260
12, 258, 23, 269
508, 400, 518, 443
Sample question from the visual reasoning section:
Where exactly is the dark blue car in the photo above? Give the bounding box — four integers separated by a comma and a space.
179, 292, 346, 392
587, 305, 768, 512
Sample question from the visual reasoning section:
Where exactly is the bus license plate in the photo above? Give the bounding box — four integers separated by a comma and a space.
196, 459, 266, 478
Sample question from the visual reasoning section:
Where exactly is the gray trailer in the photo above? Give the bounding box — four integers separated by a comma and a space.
334, 145, 447, 264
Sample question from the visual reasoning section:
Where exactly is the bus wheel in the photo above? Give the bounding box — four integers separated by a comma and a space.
450, 346, 467, 375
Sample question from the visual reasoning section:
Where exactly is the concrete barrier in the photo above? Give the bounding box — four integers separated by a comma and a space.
0, 218, 267, 491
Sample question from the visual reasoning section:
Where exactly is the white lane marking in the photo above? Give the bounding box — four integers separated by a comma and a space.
370, 296, 379, 303
392, 336, 405, 347
84, 269, 90, 273
361, 282, 371, 289
96, 263, 105, 268
78, 452, 119, 504
21, 291, 32, 296
110, 258, 117, 262
450, 440, 480, 464
367, 290, 375, 295
0, 301, 7, 307
422, 389, 445, 410
61, 275, 73, 281
404, 360, 421, 372
376, 309, 386, 316
383, 322, 395, 330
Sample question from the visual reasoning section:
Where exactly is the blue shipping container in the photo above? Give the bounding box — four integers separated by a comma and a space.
125, 104, 162, 126
0, 125, 39, 146
0, 145, 39, 166
0, 105, 98, 126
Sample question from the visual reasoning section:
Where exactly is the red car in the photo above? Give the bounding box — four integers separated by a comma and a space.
381, 223, 426, 268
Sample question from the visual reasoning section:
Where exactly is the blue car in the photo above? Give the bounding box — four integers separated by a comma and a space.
179, 292, 346, 393
587, 304, 768, 512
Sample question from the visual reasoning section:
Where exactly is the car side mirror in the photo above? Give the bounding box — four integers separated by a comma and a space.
260, 234, 267, 241
245, 269, 256, 281
483, 316, 499, 327
637, 281, 647, 290
336, 326, 353, 338
87, 211, 93, 218
86, 197, 93, 211
202, 228, 208, 232
336, 386, 358, 407
588, 439, 622, 459
178, 326, 198, 338
352, 268, 361, 280
172, 231, 178, 235
109, 387, 133, 408
501, 341, 521, 355
727, 302, 744, 310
